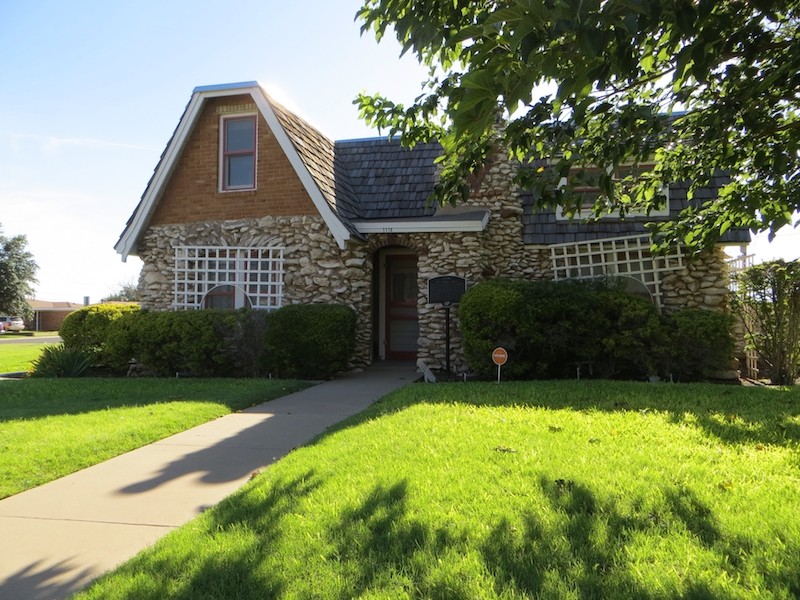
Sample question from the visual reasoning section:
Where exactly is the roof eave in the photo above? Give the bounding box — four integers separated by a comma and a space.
116, 82, 352, 259
353, 210, 490, 234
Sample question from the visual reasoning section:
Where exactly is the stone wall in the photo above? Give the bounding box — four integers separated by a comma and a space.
136, 216, 374, 368
135, 151, 737, 376
358, 149, 553, 373
661, 246, 732, 314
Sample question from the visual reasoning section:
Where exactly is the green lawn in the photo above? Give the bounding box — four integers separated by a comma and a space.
75, 380, 800, 600
0, 378, 310, 499
0, 339, 55, 373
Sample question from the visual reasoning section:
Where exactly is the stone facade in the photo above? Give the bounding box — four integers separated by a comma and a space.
137, 215, 374, 367
128, 84, 741, 377
661, 246, 733, 314
136, 145, 736, 374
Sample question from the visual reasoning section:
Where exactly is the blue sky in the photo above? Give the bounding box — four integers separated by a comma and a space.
1, 1, 796, 303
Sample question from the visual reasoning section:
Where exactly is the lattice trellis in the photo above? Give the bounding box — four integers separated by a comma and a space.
173, 246, 284, 310
549, 235, 685, 306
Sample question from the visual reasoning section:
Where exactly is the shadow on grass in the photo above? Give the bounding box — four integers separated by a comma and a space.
79, 472, 322, 600
356, 380, 800, 448
0, 378, 308, 422
481, 476, 800, 598
75, 473, 800, 599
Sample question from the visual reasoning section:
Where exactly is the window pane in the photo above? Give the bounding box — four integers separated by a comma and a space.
227, 155, 255, 188
225, 118, 255, 152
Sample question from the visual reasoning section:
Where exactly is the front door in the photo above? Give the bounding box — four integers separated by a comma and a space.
384, 254, 419, 360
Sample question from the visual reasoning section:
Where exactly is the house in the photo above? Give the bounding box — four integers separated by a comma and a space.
116, 81, 749, 371
27, 299, 85, 331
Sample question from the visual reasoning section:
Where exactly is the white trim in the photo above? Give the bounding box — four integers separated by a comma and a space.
173, 245, 284, 310
115, 82, 351, 260
218, 112, 258, 193
354, 212, 490, 234
553, 163, 671, 221
249, 90, 351, 250
554, 186, 671, 220
115, 92, 205, 260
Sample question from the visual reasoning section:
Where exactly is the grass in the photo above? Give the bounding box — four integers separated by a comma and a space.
0, 339, 56, 373
0, 378, 310, 499
74, 380, 800, 600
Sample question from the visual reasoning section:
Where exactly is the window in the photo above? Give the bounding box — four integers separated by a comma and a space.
173, 246, 284, 310
555, 164, 670, 220
549, 234, 685, 307
221, 115, 256, 190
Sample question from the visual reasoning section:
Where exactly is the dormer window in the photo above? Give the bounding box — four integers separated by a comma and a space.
555, 164, 670, 220
220, 114, 256, 191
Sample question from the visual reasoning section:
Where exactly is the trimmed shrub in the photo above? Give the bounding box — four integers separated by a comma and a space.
663, 308, 735, 381
30, 344, 92, 378
264, 303, 357, 379
105, 309, 245, 377
590, 288, 666, 379
459, 278, 663, 380
59, 303, 140, 361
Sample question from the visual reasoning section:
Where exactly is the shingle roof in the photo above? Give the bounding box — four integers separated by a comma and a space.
269, 100, 362, 226
335, 138, 442, 219
117, 82, 750, 258
521, 174, 750, 245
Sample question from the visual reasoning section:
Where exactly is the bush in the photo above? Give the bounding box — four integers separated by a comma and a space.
264, 303, 357, 379
663, 308, 735, 382
30, 344, 92, 378
732, 259, 800, 385
59, 303, 140, 361
105, 309, 246, 377
459, 278, 664, 380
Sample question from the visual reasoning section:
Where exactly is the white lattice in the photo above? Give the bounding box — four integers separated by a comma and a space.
549, 235, 685, 306
173, 246, 284, 310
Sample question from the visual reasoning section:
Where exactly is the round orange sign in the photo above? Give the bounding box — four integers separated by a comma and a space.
492, 347, 508, 366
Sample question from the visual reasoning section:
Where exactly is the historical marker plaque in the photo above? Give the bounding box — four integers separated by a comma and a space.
428, 276, 467, 305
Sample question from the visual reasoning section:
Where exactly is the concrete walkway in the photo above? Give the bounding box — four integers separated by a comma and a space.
0, 363, 418, 600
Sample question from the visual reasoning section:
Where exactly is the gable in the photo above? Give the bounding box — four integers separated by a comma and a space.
115, 82, 353, 260
148, 95, 318, 226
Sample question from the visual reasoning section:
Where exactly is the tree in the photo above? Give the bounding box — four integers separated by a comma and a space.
0, 225, 38, 319
356, 0, 800, 252
101, 281, 140, 303
733, 259, 800, 385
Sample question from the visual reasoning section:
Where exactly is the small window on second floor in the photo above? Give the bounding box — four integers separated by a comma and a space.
555, 164, 670, 220
221, 115, 256, 191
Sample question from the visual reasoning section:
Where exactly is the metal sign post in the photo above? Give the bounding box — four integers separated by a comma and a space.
428, 276, 467, 374
492, 347, 508, 383
444, 302, 452, 373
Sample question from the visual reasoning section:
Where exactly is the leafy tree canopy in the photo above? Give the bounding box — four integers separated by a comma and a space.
101, 281, 140, 303
356, 0, 800, 252
0, 225, 38, 318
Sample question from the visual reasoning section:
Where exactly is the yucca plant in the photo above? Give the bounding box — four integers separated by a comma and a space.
30, 344, 93, 378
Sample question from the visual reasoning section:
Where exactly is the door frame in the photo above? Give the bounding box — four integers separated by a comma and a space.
376, 248, 419, 360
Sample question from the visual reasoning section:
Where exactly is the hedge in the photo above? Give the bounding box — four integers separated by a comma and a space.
263, 303, 357, 379
458, 278, 731, 381
59, 303, 140, 361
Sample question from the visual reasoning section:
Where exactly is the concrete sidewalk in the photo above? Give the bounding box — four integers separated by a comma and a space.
0, 363, 418, 600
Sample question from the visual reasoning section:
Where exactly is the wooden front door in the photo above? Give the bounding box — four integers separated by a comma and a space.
385, 254, 419, 360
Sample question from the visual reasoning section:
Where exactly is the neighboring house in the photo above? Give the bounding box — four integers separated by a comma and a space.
116, 81, 749, 371
28, 300, 85, 331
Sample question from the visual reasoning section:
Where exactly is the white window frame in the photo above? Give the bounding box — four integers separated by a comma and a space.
555, 164, 670, 220
173, 246, 284, 310
219, 113, 258, 192
549, 234, 685, 307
